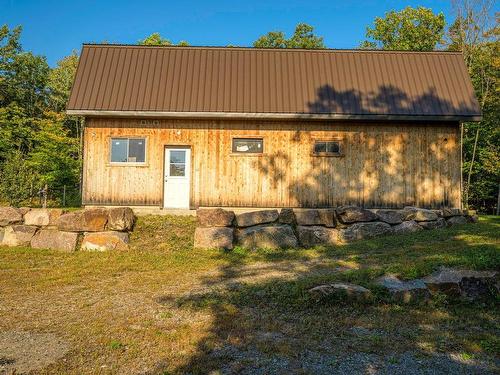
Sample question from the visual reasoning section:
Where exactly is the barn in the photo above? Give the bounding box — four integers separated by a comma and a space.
67, 44, 481, 210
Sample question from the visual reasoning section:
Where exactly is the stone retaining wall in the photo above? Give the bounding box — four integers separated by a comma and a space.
194, 207, 477, 250
0, 207, 135, 252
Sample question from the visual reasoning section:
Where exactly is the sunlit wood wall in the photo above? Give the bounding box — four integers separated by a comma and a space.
82, 118, 461, 208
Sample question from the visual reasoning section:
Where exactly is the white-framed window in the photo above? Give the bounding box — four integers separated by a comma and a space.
110, 138, 146, 163
232, 138, 264, 154
313, 140, 342, 156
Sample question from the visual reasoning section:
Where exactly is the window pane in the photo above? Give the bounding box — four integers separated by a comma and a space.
128, 138, 145, 162
314, 142, 326, 153
111, 139, 128, 162
170, 163, 185, 176
232, 138, 263, 153
327, 141, 340, 153
170, 150, 186, 163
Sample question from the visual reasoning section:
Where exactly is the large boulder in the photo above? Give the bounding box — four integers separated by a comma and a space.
31, 229, 79, 252
236, 224, 298, 249
235, 210, 279, 227
375, 275, 430, 303
1, 225, 38, 247
0, 207, 23, 226
403, 207, 438, 222
194, 227, 234, 250
336, 206, 378, 224
81, 231, 129, 251
419, 218, 446, 230
278, 208, 296, 225
56, 208, 108, 232
338, 222, 392, 242
297, 226, 339, 248
392, 220, 423, 234
196, 208, 234, 227
107, 207, 135, 231
374, 209, 404, 225
24, 208, 64, 227
446, 216, 469, 226
294, 209, 322, 226
441, 208, 463, 218
308, 282, 372, 302
423, 268, 498, 300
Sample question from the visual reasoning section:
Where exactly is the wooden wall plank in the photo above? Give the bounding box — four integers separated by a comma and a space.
83, 118, 461, 208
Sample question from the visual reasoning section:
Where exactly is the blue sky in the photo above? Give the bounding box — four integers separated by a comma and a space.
2, 0, 457, 66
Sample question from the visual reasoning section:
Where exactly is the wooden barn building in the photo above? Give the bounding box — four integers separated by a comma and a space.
67, 44, 481, 210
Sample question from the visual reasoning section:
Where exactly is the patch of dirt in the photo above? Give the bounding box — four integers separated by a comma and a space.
0, 330, 69, 374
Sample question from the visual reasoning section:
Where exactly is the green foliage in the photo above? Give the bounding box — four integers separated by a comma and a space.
47, 52, 79, 112
447, 7, 499, 212
0, 24, 81, 206
138, 32, 189, 46
254, 23, 325, 49
0, 150, 38, 206
361, 6, 446, 50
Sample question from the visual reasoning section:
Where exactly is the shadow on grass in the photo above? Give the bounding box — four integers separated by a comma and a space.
148, 217, 500, 374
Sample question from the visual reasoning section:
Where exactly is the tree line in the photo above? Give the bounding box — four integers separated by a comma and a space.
0, 1, 498, 212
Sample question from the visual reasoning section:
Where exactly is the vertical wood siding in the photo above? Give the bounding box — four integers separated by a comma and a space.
83, 118, 461, 208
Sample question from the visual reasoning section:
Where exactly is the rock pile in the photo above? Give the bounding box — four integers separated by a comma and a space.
0, 207, 135, 252
193, 206, 477, 250
309, 268, 497, 304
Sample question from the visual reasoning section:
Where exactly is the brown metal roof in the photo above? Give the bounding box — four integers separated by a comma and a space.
67, 44, 481, 120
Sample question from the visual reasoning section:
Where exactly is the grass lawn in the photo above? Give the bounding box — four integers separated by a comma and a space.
0, 215, 499, 374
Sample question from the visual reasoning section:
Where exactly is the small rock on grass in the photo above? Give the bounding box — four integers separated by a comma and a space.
308, 282, 372, 302
375, 275, 430, 303
423, 267, 498, 300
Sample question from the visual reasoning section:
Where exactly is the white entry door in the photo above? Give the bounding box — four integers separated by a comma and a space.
164, 147, 191, 208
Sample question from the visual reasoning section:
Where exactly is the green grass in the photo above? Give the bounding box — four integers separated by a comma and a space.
0, 215, 498, 374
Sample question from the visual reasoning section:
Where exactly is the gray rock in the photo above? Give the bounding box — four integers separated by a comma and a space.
308, 282, 372, 302
194, 227, 234, 250
318, 209, 337, 227
375, 275, 430, 303
56, 208, 108, 232
278, 208, 296, 225
338, 222, 392, 242
24, 208, 64, 227
0, 207, 23, 226
196, 208, 235, 227
81, 231, 129, 251
336, 206, 379, 224
1, 225, 38, 247
107, 207, 135, 231
419, 218, 446, 230
31, 229, 79, 252
403, 207, 438, 222
294, 209, 323, 226
446, 215, 468, 226
236, 224, 298, 249
441, 208, 463, 218
392, 220, 423, 234
423, 267, 498, 300
294, 209, 337, 227
297, 226, 339, 247
374, 209, 404, 225
235, 210, 279, 227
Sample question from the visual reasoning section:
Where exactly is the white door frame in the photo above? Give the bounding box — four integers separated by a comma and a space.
163, 146, 191, 209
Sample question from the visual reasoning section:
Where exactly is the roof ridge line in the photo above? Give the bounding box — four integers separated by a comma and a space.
80, 43, 463, 55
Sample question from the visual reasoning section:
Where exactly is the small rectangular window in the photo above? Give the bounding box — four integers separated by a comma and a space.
232, 138, 263, 154
313, 140, 341, 156
110, 138, 146, 163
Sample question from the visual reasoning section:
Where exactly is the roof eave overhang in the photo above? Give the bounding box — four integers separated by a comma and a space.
66, 110, 482, 122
